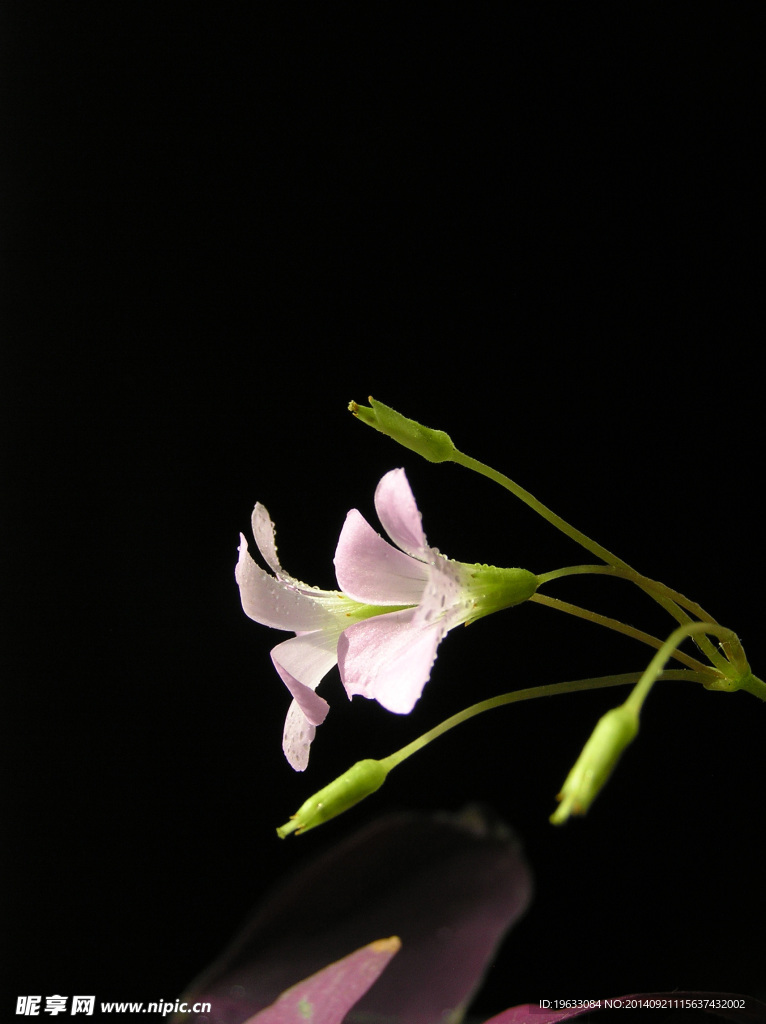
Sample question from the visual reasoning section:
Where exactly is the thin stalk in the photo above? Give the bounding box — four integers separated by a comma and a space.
529, 593, 713, 674
738, 672, 766, 701
379, 669, 707, 773
452, 449, 628, 567
624, 622, 749, 716
536, 564, 718, 624
535, 563, 726, 672
451, 448, 720, 658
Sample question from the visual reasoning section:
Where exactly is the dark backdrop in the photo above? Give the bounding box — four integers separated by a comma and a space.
4, 7, 763, 1018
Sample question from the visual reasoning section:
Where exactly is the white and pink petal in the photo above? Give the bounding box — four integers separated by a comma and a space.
270, 632, 343, 771
418, 552, 478, 630
250, 502, 285, 578
337, 609, 445, 715
334, 509, 429, 606
282, 700, 317, 772
374, 469, 430, 560
270, 635, 335, 724
236, 536, 338, 632
251, 502, 337, 597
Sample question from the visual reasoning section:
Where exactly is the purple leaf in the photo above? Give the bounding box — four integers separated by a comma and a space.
242, 937, 401, 1024
181, 807, 532, 1024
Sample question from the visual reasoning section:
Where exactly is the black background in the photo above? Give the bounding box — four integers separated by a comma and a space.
4, 6, 764, 1019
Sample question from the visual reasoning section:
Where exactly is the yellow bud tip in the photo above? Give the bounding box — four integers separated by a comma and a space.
549, 796, 584, 825
276, 817, 300, 840
347, 397, 456, 463
371, 936, 402, 954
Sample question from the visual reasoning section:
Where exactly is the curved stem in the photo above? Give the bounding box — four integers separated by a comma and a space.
452, 450, 627, 568
379, 669, 708, 773
451, 448, 717, 650
624, 622, 746, 717
535, 563, 727, 672
537, 564, 718, 624
529, 593, 713, 674
738, 672, 766, 701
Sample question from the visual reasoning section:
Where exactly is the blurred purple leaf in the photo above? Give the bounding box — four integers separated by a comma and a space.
181, 806, 532, 1024
242, 937, 401, 1024
483, 992, 766, 1024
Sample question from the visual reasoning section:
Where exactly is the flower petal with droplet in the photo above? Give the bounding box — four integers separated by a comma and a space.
236, 536, 338, 632
374, 468, 430, 560
338, 609, 444, 714
334, 508, 429, 605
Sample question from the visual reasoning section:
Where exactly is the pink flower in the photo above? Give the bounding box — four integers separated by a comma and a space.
236, 469, 536, 770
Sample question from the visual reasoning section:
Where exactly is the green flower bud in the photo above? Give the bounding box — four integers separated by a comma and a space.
277, 758, 389, 838
550, 704, 639, 824
349, 397, 456, 463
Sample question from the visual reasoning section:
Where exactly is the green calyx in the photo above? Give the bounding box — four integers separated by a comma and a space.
349, 397, 456, 463
461, 563, 539, 624
277, 758, 389, 838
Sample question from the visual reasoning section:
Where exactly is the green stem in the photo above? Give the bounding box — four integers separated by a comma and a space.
452, 449, 627, 568
738, 672, 766, 701
623, 622, 748, 716
529, 593, 713, 674
537, 564, 718, 624
379, 669, 707, 773
451, 449, 721, 660
535, 563, 727, 672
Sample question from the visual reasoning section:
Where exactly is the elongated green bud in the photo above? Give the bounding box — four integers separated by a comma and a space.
277, 758, 389, 838
349, 397, 456, 463
550, 703, 639, 824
